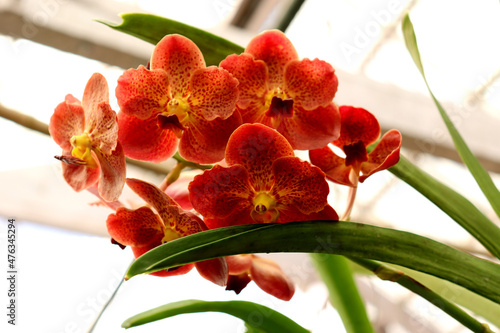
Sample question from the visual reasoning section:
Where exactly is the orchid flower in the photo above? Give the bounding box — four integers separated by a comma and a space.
116, 34, 241, 164
309, 106, 402, 187
106, 178, 228, 285
220, 30, 340, 150
49, 73, 126, 201
188, 123, 338, 228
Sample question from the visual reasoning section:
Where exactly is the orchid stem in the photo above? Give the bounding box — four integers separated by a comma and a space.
86, 260, 131, 333
159, 161, 187, 191
342, 186, 358, 221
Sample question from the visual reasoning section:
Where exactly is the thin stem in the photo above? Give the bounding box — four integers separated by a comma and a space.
86, 260, 131, 333
159, 162, 187, 191
342, 186, 358, 221
348, 257, 494, 333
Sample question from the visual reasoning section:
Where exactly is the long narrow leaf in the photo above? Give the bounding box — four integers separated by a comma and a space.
402, 14, 500, 219
348, 258, 494, 333
389, 155, 500, 259
97, 13, 244, 66
126, 220, 500, 305
122, 299, 310, 333
311, 254, 374, 333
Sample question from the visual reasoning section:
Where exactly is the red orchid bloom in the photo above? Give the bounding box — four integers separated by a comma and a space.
225, 255, 295, 301
309, 106, 402, 187
116, 34, 241, 164
106, 178, 228, 285
188, 123, 338, 228
220, 30, 340, 150
49, 73, 126, 201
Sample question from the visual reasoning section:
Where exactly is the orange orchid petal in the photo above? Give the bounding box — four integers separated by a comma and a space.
360, 129, 402, 183
250, 255, 295, 301
106, 206, 165, 248
225, 255, 253, 275
49, 96, 85, 151
179, 111, 242, 164
309, 146, 354, 186
187, 66, 239, 121
195, 257, 228, 286
94, 142, 126, 202
118, 111, 178, 162
220, 53, 268, 109
334, 106, 381, 148
164, 175, 195, 210
278, 204, 339, 223
271, 157, 330, 215
189, 164, 254, 221
203, 207, 256, 229
277, 103, 340, 150
126, 178, 178, 226
225, 124, 294, 191
61, 150, 100, 192
151, 34, 205, 98
81, 73, 109, 120
116, 66, 170, 120
284, 59, 338, 110
245, 30, 298, 88
87, 102, 118, 155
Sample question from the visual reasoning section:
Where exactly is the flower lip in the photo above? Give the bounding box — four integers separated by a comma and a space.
267, 96, 294, 118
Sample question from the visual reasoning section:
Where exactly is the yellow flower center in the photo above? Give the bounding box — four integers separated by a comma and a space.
69, 133, 98, 168
162, 228, 181, 244
158, 98, 191, 138
251, 192, 279, 223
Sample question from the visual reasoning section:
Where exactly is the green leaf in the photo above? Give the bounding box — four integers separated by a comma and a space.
402, 14, 500, 219
311, 254, 374, 333
126, 221, 500, 305
96, 13, 244, 66
389, 155, 500, 259
122, 299, 310, 333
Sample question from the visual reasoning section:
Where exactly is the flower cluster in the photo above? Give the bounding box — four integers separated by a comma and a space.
49, 30, 401, 300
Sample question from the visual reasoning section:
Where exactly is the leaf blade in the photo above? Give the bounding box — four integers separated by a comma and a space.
96, 13, 245, 66
122, 299, 310, 333
127, 220, 500, 305
402, 14, 500, 219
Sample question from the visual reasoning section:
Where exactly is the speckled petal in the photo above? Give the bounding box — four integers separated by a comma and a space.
151, 34, 205, 98
309, 146, 354, 187
189, 164, 254, 221
360, 129, 402, 183
126, 178, 177, 226
116, 66, 170, 120
334, 106, 381, 148
94, 142, 126, 202
276, 103, 340, 150
250, 255, 295, 301
220, 53, 268, 109
178, 110, 242, 164
87, 102, 118, 155
82, 73, 109, 120
49, 95, 85, 151
225, 124, 294, 191
188, 66, 239, 121
271, 157, 330, 215
118, 111, 178, 162
106, 206, 165, 248
285, 59, 337, 110
61, 149, 100, 192
245, 30, 298, 88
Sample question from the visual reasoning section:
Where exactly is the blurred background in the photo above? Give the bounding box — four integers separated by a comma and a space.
0, 0, 499, 332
